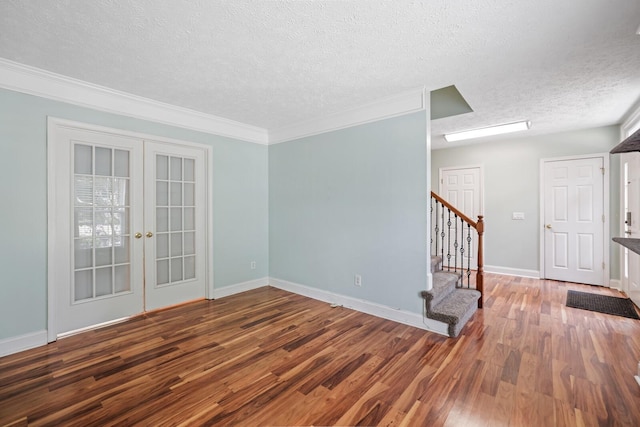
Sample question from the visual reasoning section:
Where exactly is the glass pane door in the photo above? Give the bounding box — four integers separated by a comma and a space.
50, 123, 144, 338
155, 155, 197, 286
73, 144, 132, 302
144, 141, 206, 311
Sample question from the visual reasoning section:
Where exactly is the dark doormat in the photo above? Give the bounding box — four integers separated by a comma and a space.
566, 290, 640, 320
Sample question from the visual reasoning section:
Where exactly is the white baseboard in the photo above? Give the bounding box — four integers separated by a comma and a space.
211, 277, 270, 299
484, 265, 540, 279
0, 330, 48, 358
609, 279, 622, 290
1, 276, 445, 358
268, 277, 449, 336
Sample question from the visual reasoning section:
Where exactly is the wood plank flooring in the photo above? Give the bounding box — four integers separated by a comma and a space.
2, 274, 640, 426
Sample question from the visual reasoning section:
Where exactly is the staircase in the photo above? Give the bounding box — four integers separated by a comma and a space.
422, 191, 485, 337
422, 255, 480, 337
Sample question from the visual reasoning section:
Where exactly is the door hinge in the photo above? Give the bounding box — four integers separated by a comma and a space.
602, 214, 605, 223
602, 262, 606, 270
600, 167, 605, 175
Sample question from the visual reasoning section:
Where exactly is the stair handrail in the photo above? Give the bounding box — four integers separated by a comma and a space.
430, 191, 484, 308
431, 191, 478, 228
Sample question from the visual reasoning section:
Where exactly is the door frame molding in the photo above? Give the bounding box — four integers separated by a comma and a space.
438, 164, 485, 215
539, 153, 610, 286
620, 111, 640, 294
47, 117, 214, 342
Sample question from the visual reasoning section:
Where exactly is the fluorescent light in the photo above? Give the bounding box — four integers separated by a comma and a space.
444, 120, 531, 142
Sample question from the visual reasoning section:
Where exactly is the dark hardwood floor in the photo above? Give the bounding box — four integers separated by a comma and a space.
2, 274, 640, 426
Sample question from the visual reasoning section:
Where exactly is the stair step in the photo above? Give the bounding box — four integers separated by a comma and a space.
424, 272, 459, 307
430, 256, 442, 274
429, 289, 481, 338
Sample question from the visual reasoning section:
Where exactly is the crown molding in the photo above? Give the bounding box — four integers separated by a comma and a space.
621, 96, 640, 136
0, 58, 269, 144
0, 59, 428, 145
268, 87, 427, 144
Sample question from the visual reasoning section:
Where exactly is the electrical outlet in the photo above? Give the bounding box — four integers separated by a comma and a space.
354, 274, 362, 287
250, 261, 256, 270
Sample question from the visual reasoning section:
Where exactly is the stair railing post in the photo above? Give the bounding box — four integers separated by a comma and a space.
476, 215, 484, 308
453, 213, 458, 274
466, 224, 471, 287
434, 201, 439, 256
446, 209, 452, 271
440, 204, 445, 263
430, 197, 434, 255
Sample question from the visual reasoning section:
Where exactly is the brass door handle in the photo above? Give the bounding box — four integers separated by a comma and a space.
545, 224, 552, 229
135, 232, 143, 239
146, 231, 153, 238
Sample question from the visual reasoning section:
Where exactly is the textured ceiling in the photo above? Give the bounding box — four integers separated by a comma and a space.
1, 0, 640, 147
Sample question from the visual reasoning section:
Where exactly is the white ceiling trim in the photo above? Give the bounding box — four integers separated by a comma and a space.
0, 58, 429, 145
268, 88, 426, 144
0, 58, 269, 144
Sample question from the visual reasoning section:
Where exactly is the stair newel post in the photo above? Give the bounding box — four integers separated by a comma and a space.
476, 215, 485, 308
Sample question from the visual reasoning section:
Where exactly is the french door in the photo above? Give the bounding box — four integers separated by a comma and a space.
144, 141, 207, 311
48, 121, 208, 339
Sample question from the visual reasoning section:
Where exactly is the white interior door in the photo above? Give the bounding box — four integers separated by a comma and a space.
144, 141, 207, 311
543, 157, 604, 286
622, 153, 640, 305
439, 166, 482, 269
50, 126, 145, 337
49, 122, 209, 339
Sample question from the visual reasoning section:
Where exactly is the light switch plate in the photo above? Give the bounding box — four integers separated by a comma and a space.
512, 212, 525, 220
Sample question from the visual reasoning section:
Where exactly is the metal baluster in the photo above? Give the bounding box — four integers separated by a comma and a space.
434, 202, 439, 256
466, 224, 472, 287
430, 198, 433, 252
446, 209, 452, 271
440, 204, 445, 263
453, 213, 458, 275
459, 217, 465, 288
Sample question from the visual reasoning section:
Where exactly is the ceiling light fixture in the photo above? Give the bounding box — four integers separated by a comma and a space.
444, 120, 531, 142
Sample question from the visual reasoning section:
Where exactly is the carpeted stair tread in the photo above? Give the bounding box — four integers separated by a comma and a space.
429, 289, 481, 337
430, 256, 443, 273
425, 255, 479, 337
424, 272, 459, 307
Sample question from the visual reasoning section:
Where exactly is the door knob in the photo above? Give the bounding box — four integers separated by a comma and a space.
135, 232, 142, 239
146, 231, 153, 238
545, 224, 552, 229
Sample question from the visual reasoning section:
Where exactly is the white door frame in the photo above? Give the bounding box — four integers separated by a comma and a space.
539, 153, 610, 286
619, 108, 640, 294
47, 118, 214, 342
438, 164, 485, 215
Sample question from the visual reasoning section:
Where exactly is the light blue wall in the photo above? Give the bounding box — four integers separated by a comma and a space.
431, 126, 621, 278
0, 88, 269, 340
269, 112, 428, 315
